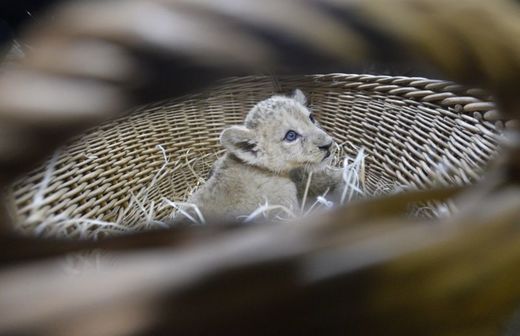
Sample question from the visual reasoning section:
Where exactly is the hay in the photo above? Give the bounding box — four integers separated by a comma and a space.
15, 143, 454, 240
243, 200, 297, 223
339, 148, 366, 205
162, 199, 206, 225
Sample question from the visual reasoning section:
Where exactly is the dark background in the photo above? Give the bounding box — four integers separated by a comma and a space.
0, 0, 59, 45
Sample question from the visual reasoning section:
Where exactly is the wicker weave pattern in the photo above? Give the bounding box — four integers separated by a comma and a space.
7, 74, 504, 227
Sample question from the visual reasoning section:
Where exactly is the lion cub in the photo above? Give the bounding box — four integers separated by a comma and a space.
180, 89, 340, 222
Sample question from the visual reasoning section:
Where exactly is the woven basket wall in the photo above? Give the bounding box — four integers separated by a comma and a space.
7, 74, 505, 233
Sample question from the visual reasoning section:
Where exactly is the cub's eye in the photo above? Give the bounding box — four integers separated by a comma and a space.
309, 114, 315, 123
284, 130, 299, 142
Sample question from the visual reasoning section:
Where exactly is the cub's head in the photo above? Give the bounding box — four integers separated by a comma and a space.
220, 89, 334, 173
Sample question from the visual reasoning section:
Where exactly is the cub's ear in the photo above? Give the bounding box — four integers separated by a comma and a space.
220, 126, 259, 164
291, 89, 307, 105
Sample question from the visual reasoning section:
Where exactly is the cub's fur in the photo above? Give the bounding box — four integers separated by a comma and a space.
180, 89, 341, 222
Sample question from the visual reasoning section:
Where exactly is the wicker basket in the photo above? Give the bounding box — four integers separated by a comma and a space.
7, 73, 504, 234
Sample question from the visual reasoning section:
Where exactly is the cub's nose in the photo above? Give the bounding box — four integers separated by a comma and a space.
318, 142, 333, 151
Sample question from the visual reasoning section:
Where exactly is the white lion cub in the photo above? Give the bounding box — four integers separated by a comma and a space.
180, 89, 340, 223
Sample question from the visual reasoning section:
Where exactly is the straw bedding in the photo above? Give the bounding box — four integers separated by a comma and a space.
6, 74, 505, 238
